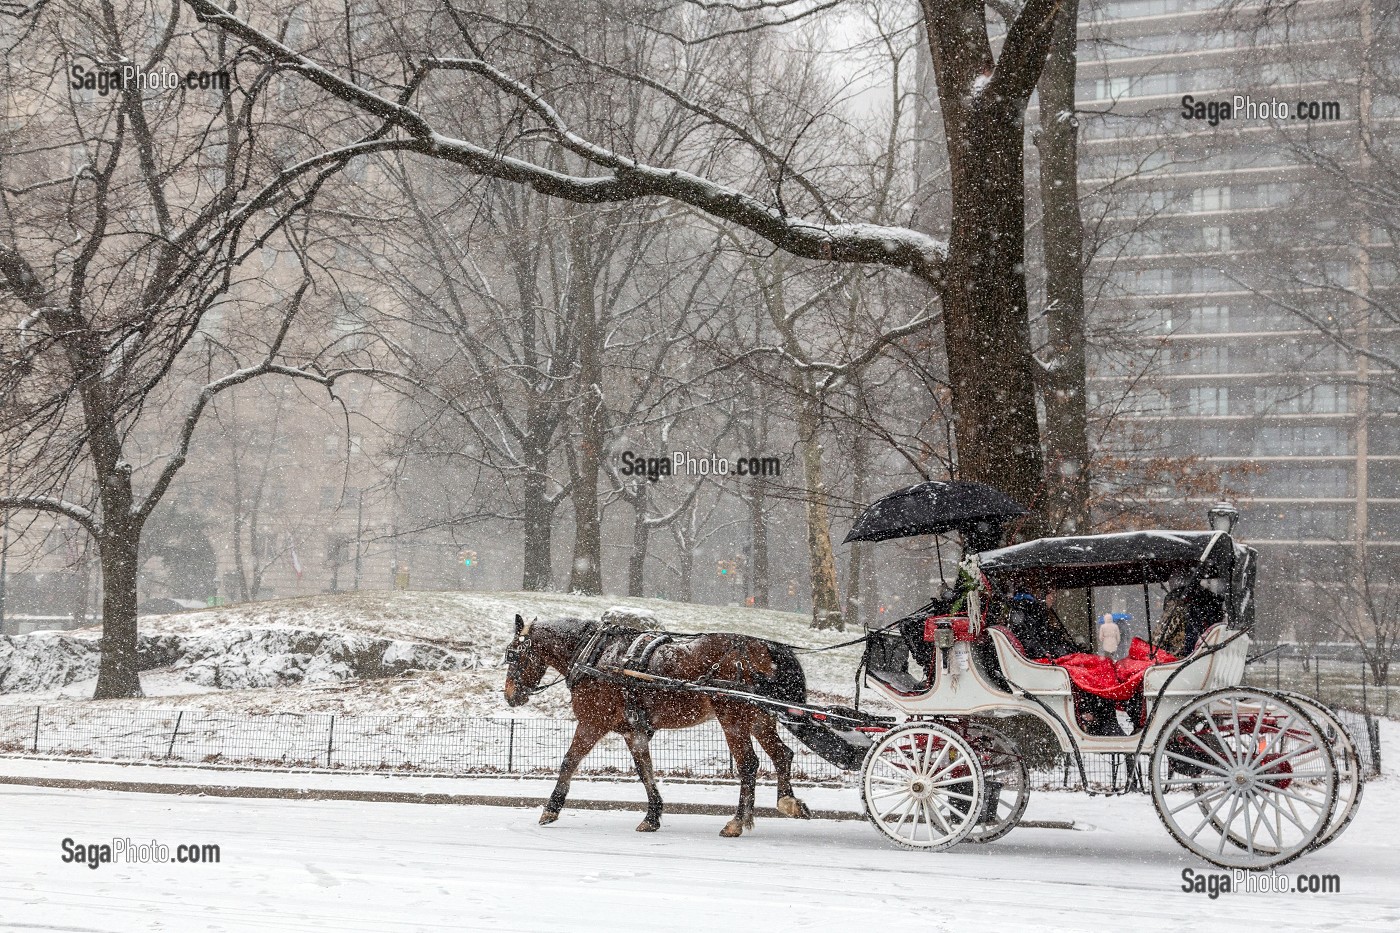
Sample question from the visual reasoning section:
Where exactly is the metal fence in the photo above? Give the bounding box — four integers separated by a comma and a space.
1241, 649, 1399, 719
0, 701, 1381, 788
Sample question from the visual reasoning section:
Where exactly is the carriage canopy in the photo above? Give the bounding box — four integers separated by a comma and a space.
971, 529, 1257, 629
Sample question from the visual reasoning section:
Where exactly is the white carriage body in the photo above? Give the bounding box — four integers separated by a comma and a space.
864, 622, 1251, 755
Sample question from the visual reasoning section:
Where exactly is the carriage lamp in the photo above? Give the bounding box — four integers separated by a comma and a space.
1207, 502, 1239, 533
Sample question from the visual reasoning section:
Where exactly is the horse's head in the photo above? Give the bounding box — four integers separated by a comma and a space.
503, 613, 546, 707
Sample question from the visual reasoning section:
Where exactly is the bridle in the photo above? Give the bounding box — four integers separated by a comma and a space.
504, 624, 565, 698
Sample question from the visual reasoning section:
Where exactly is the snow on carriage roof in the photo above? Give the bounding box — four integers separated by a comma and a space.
973, 530, 1239, 589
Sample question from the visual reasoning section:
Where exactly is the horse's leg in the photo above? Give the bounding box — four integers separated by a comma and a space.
717, 708, 759, 837
540, 719, 608, 826
623, 728, 664, 832
752, 713, 811, 819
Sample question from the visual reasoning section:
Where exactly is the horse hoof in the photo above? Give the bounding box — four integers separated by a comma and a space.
636, 820, 660, 833
778, 796, 812, 820
539, 810, 560, 826
719, 819, 744, 837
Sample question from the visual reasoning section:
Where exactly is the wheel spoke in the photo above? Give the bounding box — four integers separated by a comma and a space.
1205, 712, 1240, 769
1179, 732, 1234, 773
1215, 793, 1243, 856
869, 787, 910, 802
1170, 783, 1230, 816
1188, 786, 1236, 842
1165, 749, 1230, 777
925, 741, 952, 780
1250, 790, 1285, 850
1266, 785, 1329, 813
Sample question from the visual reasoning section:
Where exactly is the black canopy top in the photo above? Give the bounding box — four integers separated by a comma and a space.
974, 530, 1237, 592
843, 480, 1029, 544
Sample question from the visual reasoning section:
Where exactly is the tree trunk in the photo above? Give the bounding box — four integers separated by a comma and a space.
628, 483, 649, 598
1035, 0, 1092, 643
93, 520, 143, 699
521, 462, 555, 591
922, 0, 1054, 515
749, 477, 770, 609
795, 381, 843, 630
845, 386, 870, 627
677, 538, 694, 603
566, 226, 604, 596
1036, 0, 1090, 538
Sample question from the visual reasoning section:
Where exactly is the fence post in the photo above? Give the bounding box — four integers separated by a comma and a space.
507, 719, 515, 773
326, 715, 336, 768
1274, 652, 1280, 691
1315, 664, 1321, 701
165, 710, 184, 760
32, 706, 40, 753
1361, 661, 1368, 713
1368, 716, 1383, 776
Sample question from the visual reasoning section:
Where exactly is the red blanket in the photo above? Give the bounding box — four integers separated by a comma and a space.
1034, 638, 1179, 701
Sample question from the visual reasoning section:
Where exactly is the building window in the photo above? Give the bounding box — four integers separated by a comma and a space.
1202, 226, 1231, 250
1188, 305, 1229, 333
1192, 187, 1231, 212
1255, 425, 1352, 456
1184, 386, 1230, 415
1256, 385, 1348, 415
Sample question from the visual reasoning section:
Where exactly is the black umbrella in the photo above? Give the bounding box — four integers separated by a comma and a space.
843, 480, 1029, 544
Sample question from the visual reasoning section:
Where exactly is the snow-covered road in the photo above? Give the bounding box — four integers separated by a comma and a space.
2, 775, 1396, 932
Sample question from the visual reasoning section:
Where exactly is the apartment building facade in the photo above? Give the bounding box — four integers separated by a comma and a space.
1074, 0, 1397, 632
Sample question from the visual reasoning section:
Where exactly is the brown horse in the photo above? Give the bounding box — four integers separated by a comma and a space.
502, 614, 813, 836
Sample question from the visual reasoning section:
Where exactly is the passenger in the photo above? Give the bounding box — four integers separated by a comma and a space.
1006, 586, 1080, 660
1158, 573, 1225, 656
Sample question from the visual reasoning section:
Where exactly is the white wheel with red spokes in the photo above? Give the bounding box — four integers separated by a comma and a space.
1150, 687, 1337, 869
1267, 692, 1362, 852
861, 721, 985, 851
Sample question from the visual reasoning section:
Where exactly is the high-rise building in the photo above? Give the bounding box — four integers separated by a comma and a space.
1070, 0, 1397, 635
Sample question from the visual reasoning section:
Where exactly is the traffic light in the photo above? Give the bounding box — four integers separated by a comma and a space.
716, 559, 738, 578
459, 549, 478, 568
787, 579, 797, 598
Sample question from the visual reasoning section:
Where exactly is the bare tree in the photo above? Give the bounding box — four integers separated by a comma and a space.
183, 0, 1068, 512
1, 2, 363, 696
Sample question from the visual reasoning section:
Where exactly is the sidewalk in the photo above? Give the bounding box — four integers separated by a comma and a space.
0, 753, 866, 819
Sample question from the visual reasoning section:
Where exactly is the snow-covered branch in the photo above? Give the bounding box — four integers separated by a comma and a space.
0, 494, 101, 536
181, 0, 947, 285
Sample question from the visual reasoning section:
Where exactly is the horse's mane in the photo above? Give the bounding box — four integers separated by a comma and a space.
535, 615, 643, 639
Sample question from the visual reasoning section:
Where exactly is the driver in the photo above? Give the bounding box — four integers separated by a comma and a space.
1158, 573, 1225, 655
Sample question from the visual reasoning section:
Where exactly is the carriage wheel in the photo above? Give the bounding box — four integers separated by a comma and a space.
961, 721, 1030, 844
1150, 687, 1336, 870
1269, 692, 1362, 851
861, 721, 985, 851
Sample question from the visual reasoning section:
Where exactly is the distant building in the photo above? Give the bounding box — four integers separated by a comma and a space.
1074, 0, 1396, 634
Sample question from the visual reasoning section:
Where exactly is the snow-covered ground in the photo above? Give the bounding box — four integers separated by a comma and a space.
0, 591, 864, 718
1, 754, 1396, 931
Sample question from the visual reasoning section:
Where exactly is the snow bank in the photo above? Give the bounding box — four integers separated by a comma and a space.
0, 590, 856, 718
0, 627, 475, 694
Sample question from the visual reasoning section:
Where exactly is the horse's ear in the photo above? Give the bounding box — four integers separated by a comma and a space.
514, 613, 525, 635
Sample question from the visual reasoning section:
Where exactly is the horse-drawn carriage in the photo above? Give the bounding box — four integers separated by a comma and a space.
828, 526, 1361, 868
503, 482, 1361, 869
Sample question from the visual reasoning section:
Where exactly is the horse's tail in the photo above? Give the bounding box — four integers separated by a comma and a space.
754, 640, 807, 706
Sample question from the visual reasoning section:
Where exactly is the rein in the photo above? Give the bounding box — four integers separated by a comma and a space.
507, 617, 901, 698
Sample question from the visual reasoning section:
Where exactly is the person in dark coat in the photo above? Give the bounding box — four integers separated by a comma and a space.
1158, 573, 1226, 656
